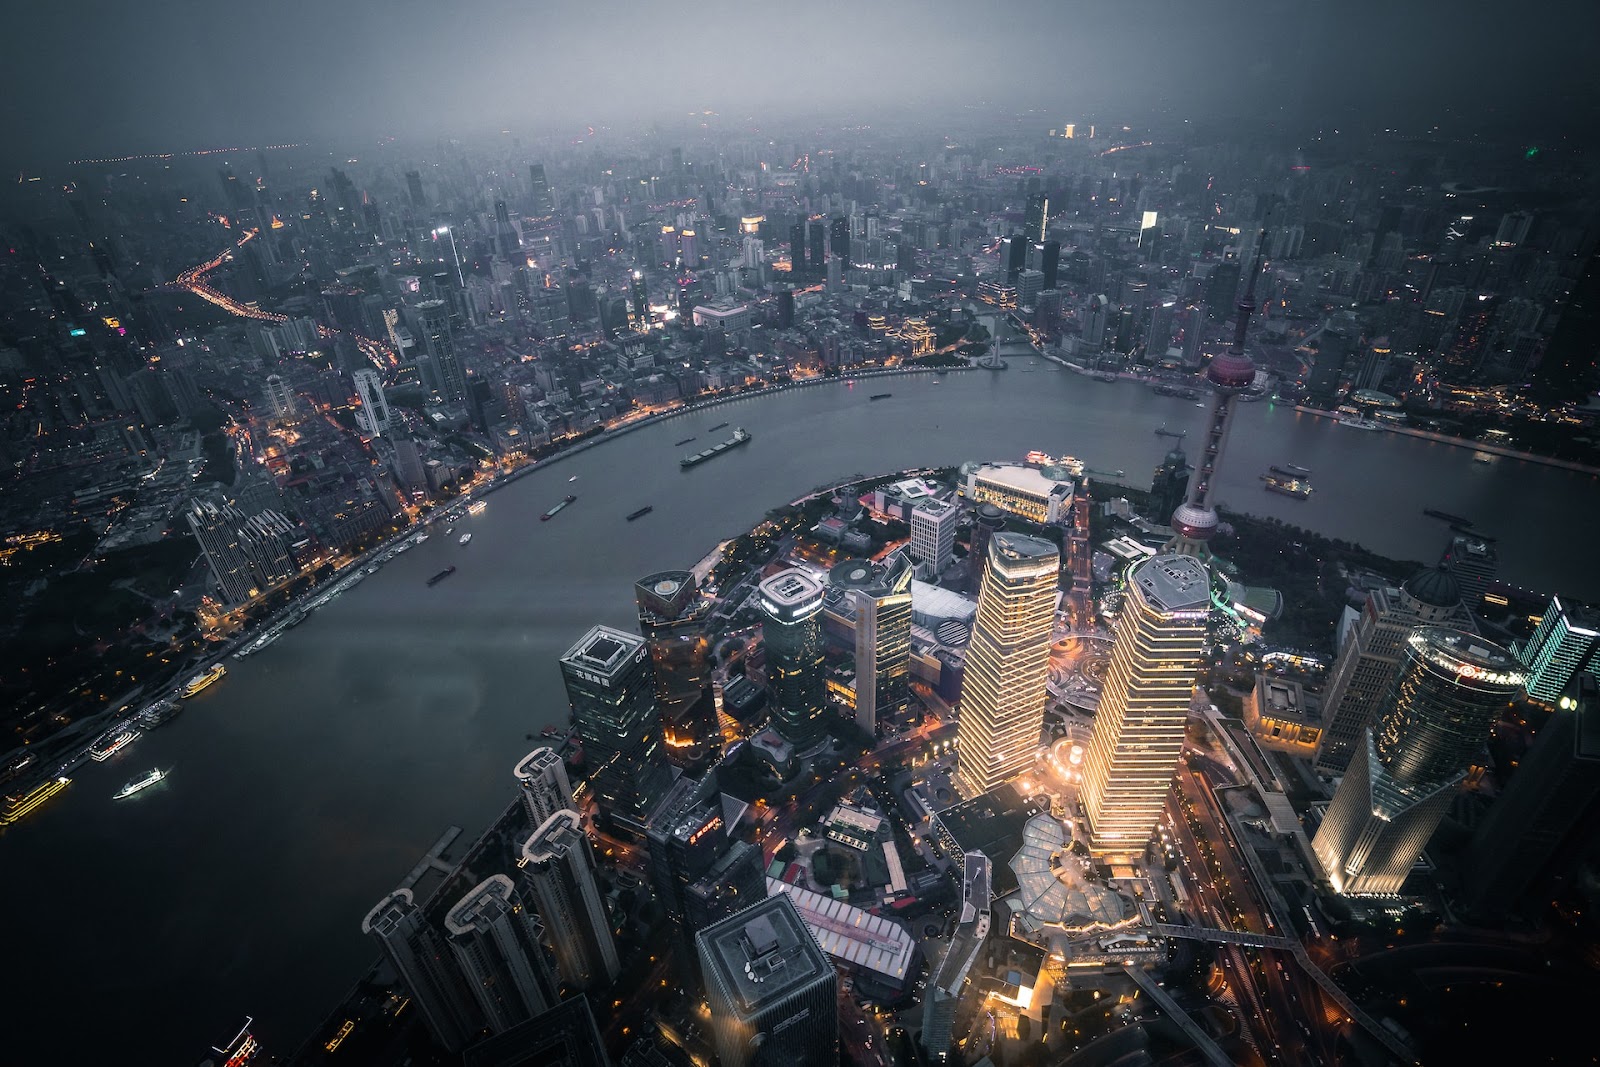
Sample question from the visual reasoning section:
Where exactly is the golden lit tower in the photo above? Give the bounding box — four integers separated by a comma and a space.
955, 534, 1060, 797
1081, 555, 1210, 856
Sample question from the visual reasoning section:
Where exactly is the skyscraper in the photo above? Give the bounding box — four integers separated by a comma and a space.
1026, 194, 1050, 243
352, 368, 390, 437
647, 770, 768, 983
635, 571, 718, 766
828, 552, 914, 736
528, 163, 554, 215
559, 625, 675, 832
264, 373, 295, 420
1517, 596, 1600, 704
520, 809, 621, 989
1313, 627, 1524, 895
1080, 555, 1210, 855
1315, 566, 1478, 775
1531, 249, 1600, 405
1036, 239, 1061, 290
444, 874, 559, 1034
1000, 234, 1027, 283
697, 895, 839, 1067
758, 569, 829, 747
829, 215, 850, 270
1146, 445, 1191, 525
789, 221, 807, 277
628, 270, 649, 332
405, 170, 427, 209
809, 219, 827, 277
910, 498, 960, 576
413, 298, 467, 402
514, 747, 574, 830
1462, 672, 1600, 917
185, 499, 298, 605
362, 889, 479, 1052
1440, 534, 1497, 611
955, 533, 1060, 797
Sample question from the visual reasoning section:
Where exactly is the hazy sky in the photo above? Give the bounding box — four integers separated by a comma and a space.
2, 0, 1595, 168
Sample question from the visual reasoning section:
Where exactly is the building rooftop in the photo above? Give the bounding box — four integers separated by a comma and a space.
698, 894, 833, 1015
522, 808, 585, 864
970, 463, 1073, 501
1132, 554, 1211, 613
759, 568, 825, 616
443, 874, 518, 937
513, 747, 562, 782
561, 624, 644, 675
766, 877, 916, 984
933, 783, 1040, 897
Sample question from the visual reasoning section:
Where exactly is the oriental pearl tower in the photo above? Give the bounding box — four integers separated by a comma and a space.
1166, 225, 1269, 558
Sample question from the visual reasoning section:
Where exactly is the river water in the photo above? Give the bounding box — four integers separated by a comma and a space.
4, 367, 1596, 1062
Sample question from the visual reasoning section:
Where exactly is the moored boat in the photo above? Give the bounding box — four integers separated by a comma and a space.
181, 663, 226, 698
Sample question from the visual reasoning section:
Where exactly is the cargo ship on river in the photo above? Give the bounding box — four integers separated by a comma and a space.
681, 427, 751, 468
542, 495, 577, 521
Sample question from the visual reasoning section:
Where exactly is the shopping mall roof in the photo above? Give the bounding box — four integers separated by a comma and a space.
766, 877, 916, 985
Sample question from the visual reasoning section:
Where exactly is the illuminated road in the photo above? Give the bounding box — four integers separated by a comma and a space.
172, 230, 398, 369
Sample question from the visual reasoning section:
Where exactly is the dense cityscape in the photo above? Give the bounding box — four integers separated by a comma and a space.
2, 3, 1600, 1065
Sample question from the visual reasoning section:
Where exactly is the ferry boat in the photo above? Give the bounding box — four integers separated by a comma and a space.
181, 663, 227, 698
467, 500, 487, 515
626, 506, 653, 521
1271, 463, 1313, 479
427, 565, 457, 586
708, 422, 729, 431
137, 700, 182, 728
568, 475, 578, 481
542, 495, 577, 521
459, 532, 474, 545
89, 727, 139, 761
0, 776, 70, 826
869, 392, 893, 401
681, 427, 752, 469
1261, 474, 1313, 499
1337, 413, 1380, 430
113, 767, 166, 800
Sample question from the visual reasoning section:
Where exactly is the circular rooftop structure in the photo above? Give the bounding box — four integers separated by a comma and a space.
1170, 502, 1219, 541
1206, 350, 1257, 391
1403, 564, 1462, 610
829, 558, 877, 590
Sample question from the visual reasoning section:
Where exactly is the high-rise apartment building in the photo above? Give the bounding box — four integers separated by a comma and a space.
559, 625, 675, 832
1516, 596, 1599, 704
413, 298, 467, 402
955, 534, 1060, 797
520, 809, 620, 989
444, 874, 559, 1034
1313, 627, 1524, 895
1463, 671, 1600, 916
910, 498, 959, 576
514, 748, 574, 830
1080, 555, 1209, 855
264, 373, 295, 420
758, 569, 829, 746
697, 895, 839, 1067
362, 888, 478, 1052
352, 368, 391, 437
1315, 567, 1477, 775
186, 498, 299, 605
635, 571, 718, 766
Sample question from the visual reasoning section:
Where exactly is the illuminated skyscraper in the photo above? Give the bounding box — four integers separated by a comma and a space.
444, 874, 559, 1035
1080, 555, 1209, 855
697, 895, 838, 1067
910, 499, 960, 576
628, 270, 649, 332
1167, 228, 1268, 557
1517, 596, 1599, 704
513, 747, 574, 830
520, 809, 620, 989
1315, 566, 1477, 775
1313, 627, 1524, 895
362, 889, 478, 1052
758, 569, 829, 747
955, 534, 1060, 797
635, 571, 718, 766
413, 298, 467, 402
1441, 533, 1497, 610
559, 625, 675, 832
264, 373, 295, 421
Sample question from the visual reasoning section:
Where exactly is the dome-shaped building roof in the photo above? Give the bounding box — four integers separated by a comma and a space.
1403, 563, 1462, 610
1206, 350, 1257, 391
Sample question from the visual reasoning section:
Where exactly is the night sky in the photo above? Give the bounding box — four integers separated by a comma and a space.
2, 0, 1596, 167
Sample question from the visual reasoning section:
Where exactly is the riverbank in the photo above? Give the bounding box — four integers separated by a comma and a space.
1291, 405, 1600, 476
